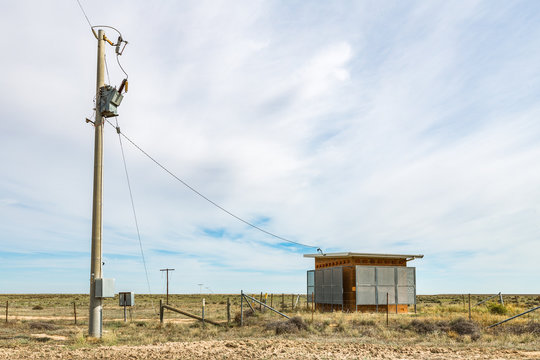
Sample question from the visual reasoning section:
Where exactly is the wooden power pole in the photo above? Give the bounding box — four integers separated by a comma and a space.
89, 29, 105, 339
160, 268, 175, 304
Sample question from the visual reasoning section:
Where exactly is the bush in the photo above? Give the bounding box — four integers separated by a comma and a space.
408, 318, 480, 340
487, 303, 508, 315
32, 305, 43, 310
266, 316, 307, 335
29, 322, 58, 330
408, 319, 447, 334
449, 318, 480, 337
234, 309, 256, 325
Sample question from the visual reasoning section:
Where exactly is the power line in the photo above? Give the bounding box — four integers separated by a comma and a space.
105, 119, 321, 251
75, 0, 93, 29
114, 118, 152, 294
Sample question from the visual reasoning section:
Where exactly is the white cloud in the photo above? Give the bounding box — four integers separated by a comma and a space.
1, 0, 540, 294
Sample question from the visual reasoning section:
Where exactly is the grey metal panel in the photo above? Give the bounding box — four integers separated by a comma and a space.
95, 278, 115, 298
354, 265, 417, 306
356, 266, 376, 285
312, 267, 344, 305
408, 267, 416, 286
397, 286, 409, 304
314, 270, 323, 303
357, 286, 376, 305
119, 292, 134, 306
377, 286, 395, 304
307, 271, 315, 303
323, 268, 332, 304
408, 286, 416, 304
377, 267, 395, 285
396, 267, 408, 285
331, 267, 343, 305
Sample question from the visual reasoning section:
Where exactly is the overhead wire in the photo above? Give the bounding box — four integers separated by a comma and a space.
114, 118, 152, 295
76, 0, 321, 253
75, 0, 93, 30
104, 119, 322, 251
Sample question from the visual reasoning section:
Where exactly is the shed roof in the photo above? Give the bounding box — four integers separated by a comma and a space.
303, 252, 424, 262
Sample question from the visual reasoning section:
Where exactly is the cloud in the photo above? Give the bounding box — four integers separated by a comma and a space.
1, 0, 540, 294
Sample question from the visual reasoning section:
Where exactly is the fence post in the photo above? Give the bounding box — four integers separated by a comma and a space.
227, 297, 231, 326
468, 294, 471, 321
386, 292, 389, 326
73, 302, 77, 325
270, 294, 273, 308
159, 299, 163, 323
282, 293, 284, 308
291, 294, 294, 309
240, 291, 244, 327
259, 292, 262, 311
5, 301, 8, 323
202, 298, 205, 327
499, 292, 504, 305
311, 293, 314, 323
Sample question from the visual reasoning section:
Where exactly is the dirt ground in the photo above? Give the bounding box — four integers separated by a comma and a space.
1, 339, 539, 360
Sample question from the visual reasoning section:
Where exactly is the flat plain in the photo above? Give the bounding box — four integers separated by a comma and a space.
0, 294, 539, 359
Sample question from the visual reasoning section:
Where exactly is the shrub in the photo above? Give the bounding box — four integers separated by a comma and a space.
449, 318, 480, 336
266, 316, 307, 335
29, 322, 57, 330
32, 305, 43, 310
234, 309, 256, 325
487, 303, 508, 315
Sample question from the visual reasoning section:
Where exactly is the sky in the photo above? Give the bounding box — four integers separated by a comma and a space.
1, 0, 539, 295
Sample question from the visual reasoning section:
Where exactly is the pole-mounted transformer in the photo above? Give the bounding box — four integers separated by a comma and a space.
99, 85, 124, 117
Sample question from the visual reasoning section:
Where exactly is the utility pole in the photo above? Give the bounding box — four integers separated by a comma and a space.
89, 29, 105, 338
160, 268, 175, 304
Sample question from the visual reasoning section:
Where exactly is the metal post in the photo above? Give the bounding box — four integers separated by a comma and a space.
73, 302, 77, 325
159, 299, 163, 323
5, 301, 8, 323
89, 29, 105, 339
270, 294, 273, 308
124, 303, 127, 322
259, 292, 262, 311
386, 292, 389, 326
160, 269, 175, 305
202, 298, 205, 327
311, 293, 314, 323
240, 291, 244, 326
499, 292, 504, 305
227, 297, 230, 326
468, 294, 471, 321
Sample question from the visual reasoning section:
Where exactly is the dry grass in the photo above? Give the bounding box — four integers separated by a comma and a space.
0, 293, 539, 353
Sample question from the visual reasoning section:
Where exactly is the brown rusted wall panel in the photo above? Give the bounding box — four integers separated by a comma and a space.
315, 256, 406, 269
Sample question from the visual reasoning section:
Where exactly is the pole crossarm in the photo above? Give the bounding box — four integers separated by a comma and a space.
242, 293, 290, 319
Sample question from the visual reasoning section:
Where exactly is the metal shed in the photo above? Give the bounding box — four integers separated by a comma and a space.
305, 252, 423, 313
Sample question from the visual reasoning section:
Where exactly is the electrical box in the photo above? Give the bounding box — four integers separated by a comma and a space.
95, 278, 115, 298
99, 85, 124, 118
119, 292, 135, 306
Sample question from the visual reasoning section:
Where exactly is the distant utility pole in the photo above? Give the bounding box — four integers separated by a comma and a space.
89, 29, 105, 339
160, 268, 175, 304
